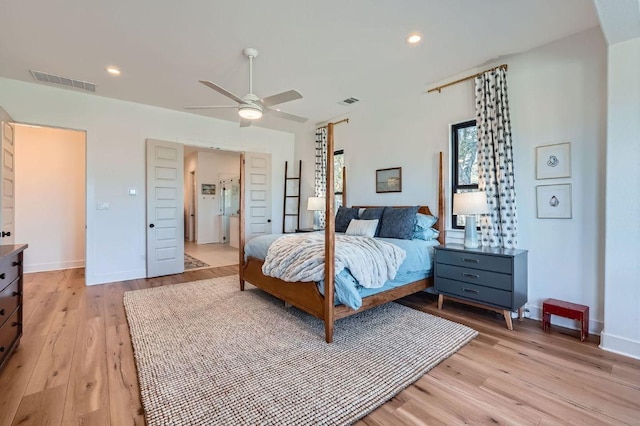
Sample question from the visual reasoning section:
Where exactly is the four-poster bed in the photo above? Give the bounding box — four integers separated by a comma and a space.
239, 121, 445, 342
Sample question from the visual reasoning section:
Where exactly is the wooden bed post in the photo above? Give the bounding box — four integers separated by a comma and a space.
324, 123, 336, 343
239, 152, 246, 291
437, 152, 445, 245
342, 166, 347, 207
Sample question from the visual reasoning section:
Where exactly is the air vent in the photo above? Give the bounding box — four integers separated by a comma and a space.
29, 70, 96, 93
338, 97, 360, 106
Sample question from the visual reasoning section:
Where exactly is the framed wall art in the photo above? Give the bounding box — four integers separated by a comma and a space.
376, 167, 402, 193
536, 142, 571, 179
536, 184, 572, 219
201, 183, 216, 195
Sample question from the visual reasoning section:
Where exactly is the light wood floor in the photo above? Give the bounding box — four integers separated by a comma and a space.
1, 267, 639, 426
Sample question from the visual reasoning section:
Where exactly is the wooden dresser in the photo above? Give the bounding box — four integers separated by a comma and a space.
0, 244, 27, 372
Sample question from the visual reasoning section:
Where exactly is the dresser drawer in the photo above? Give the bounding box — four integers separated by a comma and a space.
0, 278, 20, 328
0, 254, 20, 289
436, 277, 512, 308
436, 263, 512, 291
0, 308, 20, 361
436, 250, 512, 274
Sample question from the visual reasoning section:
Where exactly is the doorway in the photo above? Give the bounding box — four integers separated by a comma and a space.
183, 146, 241, 269
14, 124, 86, 273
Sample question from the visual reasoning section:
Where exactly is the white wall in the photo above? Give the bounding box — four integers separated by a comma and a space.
195, 150, 240, 243
14, 125, 86, 272
296, 28, 607, 333
601, 37, 640, 359
0, 77, 294, 285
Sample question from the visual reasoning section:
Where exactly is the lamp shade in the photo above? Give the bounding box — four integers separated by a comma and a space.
307, 197, 325, 211
453, 192, 489, 215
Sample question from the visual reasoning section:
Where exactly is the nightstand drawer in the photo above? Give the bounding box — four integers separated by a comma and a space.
436, 263, 511, 291
436, 250, 512, 273
0, 255, 20, 290
436, 278, 512, 308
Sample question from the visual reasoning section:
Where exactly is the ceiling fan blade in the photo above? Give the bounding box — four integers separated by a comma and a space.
199, 80, 245, 104
239, 118, 252, 128
260, 90, 302, 107
184, 105, 237, 110
265, 108, 308, 123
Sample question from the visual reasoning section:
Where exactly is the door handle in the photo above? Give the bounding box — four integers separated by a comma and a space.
149, 224, 155, 228
267, 219, 271, 223
1, 231, 10, 237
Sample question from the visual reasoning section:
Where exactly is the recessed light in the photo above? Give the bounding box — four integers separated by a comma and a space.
106, 66, 121, 76
407, 33, 422, 44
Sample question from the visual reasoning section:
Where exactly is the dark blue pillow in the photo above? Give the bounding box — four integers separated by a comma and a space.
360, 207, 385, 236
378, 206, 419, 239
335, 207, 359, 233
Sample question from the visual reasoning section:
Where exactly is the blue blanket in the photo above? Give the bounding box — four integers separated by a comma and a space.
244, 232, 439, 309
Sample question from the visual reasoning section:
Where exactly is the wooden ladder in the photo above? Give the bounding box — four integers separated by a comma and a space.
282, 160, 302, 233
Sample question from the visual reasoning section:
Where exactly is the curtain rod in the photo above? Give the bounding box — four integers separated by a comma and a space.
427, 64, 508, 94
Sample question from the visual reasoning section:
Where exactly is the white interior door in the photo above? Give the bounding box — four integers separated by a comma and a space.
0, 118, 15, 245
244, 152, 272, 241
146, 139, 184, 277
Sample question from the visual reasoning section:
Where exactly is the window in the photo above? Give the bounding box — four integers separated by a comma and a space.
452, 120, 479, 229
334, 150, 344, 208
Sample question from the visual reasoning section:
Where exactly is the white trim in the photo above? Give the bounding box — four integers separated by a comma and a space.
24, 260, 85, 274
600, 331, 640, 360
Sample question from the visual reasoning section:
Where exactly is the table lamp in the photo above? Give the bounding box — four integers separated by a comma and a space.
307, 196, 325, 229
453, 191, 489, 248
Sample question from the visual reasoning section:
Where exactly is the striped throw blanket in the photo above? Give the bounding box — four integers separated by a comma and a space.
262, 233, 406, 288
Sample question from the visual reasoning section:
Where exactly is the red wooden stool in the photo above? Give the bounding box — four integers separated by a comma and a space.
542, 298, 589, 341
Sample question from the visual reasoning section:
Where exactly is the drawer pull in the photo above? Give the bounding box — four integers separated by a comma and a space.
462, 273, 480, 279
462, 258, 479, 263
0, 309, 4, 316
12, 261, 20, 267
12, 291, 21, 297
0, 273, 4, 279
462, 288, 480, 294
0, 346, 5, 353
11, 321, 20, 327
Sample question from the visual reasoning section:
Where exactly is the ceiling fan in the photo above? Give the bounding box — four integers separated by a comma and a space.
186, 48, 308, 127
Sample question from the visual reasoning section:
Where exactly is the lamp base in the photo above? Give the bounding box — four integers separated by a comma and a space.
313, 212, 321, 230
463, 215, 480, 248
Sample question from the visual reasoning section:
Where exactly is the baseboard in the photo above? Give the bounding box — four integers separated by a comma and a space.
527, 304, 604, 336
600, 332, 640, 360
24, 260, 85, 274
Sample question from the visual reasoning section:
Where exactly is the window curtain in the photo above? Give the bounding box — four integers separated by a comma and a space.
314, 127, 327, 228
475, 67, 518, 249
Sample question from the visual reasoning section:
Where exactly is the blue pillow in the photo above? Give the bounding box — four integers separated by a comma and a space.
335, 206, 359, 233
378, 206, 419, 240
415, 213, 437, 230
413, 228, 440, 241
360, 207, 385, 236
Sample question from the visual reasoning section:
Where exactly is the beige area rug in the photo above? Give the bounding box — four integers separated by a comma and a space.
124, 276, 477, 425
184, 253, 209, 270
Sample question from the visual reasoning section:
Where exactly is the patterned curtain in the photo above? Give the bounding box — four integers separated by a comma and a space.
475, 68, 518, 249
314, 127, 327, 228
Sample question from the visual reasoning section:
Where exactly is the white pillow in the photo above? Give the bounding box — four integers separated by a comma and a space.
345, 219, 379, 238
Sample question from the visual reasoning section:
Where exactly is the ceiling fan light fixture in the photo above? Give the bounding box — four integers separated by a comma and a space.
238, 104, 263, 120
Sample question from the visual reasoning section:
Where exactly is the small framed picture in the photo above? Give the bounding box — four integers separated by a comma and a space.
536, 184, 572, 219
201, 183, 216, 195
376, 167, 402, 193
536, 142, 571, 179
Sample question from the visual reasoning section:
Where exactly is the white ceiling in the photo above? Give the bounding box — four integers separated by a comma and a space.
0, 1, 599, 133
